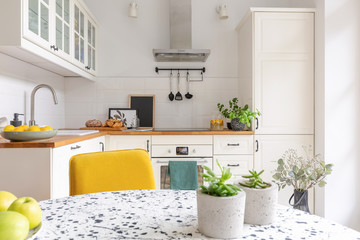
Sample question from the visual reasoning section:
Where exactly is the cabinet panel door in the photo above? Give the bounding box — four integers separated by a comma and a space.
106, 136, 151, 154
254, 135, 314, 211
213, 155, 253, 176
51, 136, 105, 199
73, 1, 86, 68
254, 12, 314, 134
23, 0, 53, 51
53, 0, 71, 60
213, 135, 253, 155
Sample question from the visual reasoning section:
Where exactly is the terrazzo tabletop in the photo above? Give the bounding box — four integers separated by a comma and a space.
34, 190, 360, 239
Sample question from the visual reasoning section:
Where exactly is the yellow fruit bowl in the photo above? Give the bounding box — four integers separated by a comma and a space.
1, 130, 57, 142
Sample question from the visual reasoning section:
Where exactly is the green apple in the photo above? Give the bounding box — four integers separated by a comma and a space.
0, 191, 17, 212
8, 197, 42, 229
0, 211, 29, 240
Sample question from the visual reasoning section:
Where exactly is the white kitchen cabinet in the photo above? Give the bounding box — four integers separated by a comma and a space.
254, 134, 314, 211
106, 135, 151, 154
237, 9, 315, 134
213, 135, 254, 184
0, 0, 97, 80
0, 136, 105, 201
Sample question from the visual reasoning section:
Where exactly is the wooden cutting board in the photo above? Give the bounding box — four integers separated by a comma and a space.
80, 127, 127, 131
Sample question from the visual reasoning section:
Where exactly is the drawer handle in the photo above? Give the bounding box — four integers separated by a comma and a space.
70, 145, 81, 150
227, 164, 240, 167
227, 143, 240, 147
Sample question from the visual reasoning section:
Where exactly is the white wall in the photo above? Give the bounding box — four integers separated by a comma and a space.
322, 0, 360, 231
0, 53, 65, 129
65, 0, 316, 128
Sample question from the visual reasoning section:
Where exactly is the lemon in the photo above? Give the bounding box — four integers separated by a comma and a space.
3, 125, 15, 132
40, 126, 53, 131
13, 127, 25, 132
27, 126, 41, 132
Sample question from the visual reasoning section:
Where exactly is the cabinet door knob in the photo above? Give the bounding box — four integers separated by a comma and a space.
99, 142, 104, 151
50, 45, 58, 51
255, 118, 259, 130
227, 164, 240, 167
146, 140, 150, 152
255, 140, 259, 152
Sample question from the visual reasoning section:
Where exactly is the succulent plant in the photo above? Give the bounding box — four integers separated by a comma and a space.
272, 146, 334, 191
200, 160, 241, 197
239, 170, 271, 189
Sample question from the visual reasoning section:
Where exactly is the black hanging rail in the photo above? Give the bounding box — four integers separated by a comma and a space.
155, 67, 206, 74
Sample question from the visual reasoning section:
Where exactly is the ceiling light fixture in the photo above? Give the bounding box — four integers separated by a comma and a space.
216, 4, 229, 20
129, 1, 138, 18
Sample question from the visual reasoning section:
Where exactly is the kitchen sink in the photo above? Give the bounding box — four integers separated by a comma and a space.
56, 130, 99, 136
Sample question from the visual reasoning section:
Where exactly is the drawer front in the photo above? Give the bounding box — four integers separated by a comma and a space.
213, 135, 253, 155
152, 135, 212, 145
213, 155, 253, 176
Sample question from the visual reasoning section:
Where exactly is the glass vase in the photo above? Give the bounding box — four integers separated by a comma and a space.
289, 189, 310, 213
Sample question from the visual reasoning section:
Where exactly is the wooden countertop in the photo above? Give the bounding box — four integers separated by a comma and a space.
0, 129, 254, 148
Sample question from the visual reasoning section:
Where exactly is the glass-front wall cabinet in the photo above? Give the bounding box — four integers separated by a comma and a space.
87, 19, 96, 72
25, 0, 51, 49
54, 0, 71, 59
74, 3, 85, 66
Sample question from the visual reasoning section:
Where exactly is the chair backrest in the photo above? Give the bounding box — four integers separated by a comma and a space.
69, 149, 156, 196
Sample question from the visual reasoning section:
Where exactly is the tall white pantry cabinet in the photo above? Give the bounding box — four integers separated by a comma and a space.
236, 8, 315, 211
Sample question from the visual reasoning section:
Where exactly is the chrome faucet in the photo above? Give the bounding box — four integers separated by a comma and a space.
29, 84, 58, 126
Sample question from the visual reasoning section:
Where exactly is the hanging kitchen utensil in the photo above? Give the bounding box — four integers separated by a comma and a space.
175, 71, 183, 101
185, 71, 193, 99
168, 71, 174, 101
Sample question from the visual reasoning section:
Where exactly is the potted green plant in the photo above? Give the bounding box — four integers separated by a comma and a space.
272, 146, 334, 213
197, 161, 246, 239
239, 170, 278, 225
217, 98, 261, 131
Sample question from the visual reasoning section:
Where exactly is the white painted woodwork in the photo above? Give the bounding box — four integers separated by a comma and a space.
0, 0, 97, 80
237, 9, 314, 134
0, 136, 105, 201
52, 136, 105, 198
254, 134, 314, 212
151, 135, 213, 145
213, 155, 253, 176
106, 135, 151, 154
213, 135, 253, 155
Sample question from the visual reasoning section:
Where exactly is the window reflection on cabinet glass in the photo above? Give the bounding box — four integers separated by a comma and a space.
74, 5, 79, 33
92, 26, 95, 48
43, 0, 48, 4
56, 0, 62, 17
29, 0, 39, 35
64, 24, 69, 54
80, 38, 84, 63
92, 49, 95, 70
88, 21, 92, 45
80, 12, 84, 37
88, 46, 91, 67
56, 17, 62, 50
75, 33, 79, 60
64, 0, 69, 24
40, 3, 49, 41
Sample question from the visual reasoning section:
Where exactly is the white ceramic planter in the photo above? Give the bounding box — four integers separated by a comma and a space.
196, 189, 246, 239
241, 183, 278, 225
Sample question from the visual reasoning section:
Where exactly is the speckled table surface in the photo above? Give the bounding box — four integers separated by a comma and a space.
34, 190, 360, 239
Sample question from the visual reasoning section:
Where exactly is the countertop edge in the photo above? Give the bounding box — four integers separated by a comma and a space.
0, 130, 254, 148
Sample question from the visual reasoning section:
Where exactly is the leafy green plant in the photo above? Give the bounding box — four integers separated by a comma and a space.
200, 160, 241, 197
272, 146, 334, 191
239, 170, 271, 189
217, 98, 261, 127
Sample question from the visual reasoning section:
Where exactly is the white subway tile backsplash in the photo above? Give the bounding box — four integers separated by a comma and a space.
65, 77, 238, 128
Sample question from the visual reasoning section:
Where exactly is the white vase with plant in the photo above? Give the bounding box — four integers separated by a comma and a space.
272, 146, 334, 213
197, 161, 246, 239
239, 170, 278, 225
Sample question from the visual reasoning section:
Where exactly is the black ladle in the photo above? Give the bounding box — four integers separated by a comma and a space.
185, 71, 193, 99
168, 72, 174, 101
175, 72, 183, 101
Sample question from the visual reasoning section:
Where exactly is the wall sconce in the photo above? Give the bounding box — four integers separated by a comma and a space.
129, 1, 138, 18
216, 4, 228, 20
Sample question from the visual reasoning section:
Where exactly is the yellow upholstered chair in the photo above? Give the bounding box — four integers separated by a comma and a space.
69, 149, 156, 196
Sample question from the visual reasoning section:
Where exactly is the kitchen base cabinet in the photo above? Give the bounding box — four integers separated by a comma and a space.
254, 134, 314, 212
106, 135, 151, 153
0, 136, 105, 201
213, 155, 253, 184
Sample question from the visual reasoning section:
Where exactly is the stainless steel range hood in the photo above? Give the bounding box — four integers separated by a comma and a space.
153, 0, 210, 62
